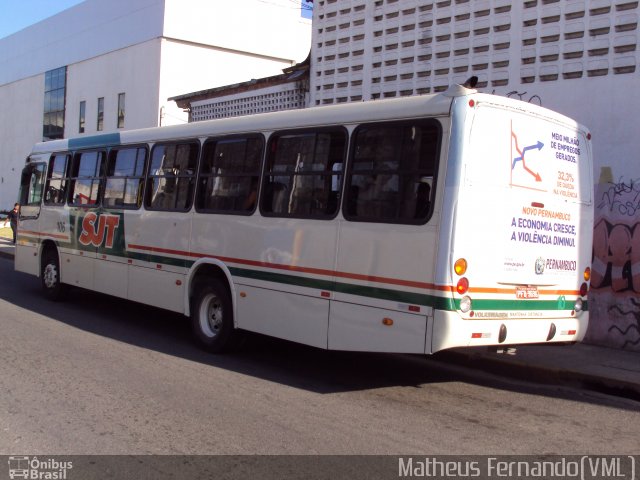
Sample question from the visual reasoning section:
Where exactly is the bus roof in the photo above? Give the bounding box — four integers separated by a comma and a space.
30, 84, 588, 155
32, 87, 459, 154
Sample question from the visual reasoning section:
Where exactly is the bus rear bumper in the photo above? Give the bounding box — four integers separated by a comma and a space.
429, 310, 589, 354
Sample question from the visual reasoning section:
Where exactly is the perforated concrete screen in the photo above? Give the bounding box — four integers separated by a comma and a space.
310, 0, 638, 105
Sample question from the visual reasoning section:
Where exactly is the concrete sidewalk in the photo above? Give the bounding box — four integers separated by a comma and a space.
439, 343, 640, 401
1, 225, 638, 400
0, 226, 15, 260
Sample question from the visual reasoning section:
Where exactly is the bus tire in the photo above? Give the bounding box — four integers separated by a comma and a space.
190, 279, 237, 353
41, 249, 68, 301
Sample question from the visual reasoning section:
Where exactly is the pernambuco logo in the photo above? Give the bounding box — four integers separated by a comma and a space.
535, 257, 546, 275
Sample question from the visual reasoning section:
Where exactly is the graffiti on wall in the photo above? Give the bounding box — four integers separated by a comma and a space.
506, 91, 542, 106
589, 173, 640, 350
597, 176, 640, 217
592, 218, 640, 292
492, 89, 543, 106
608, 299, 640, 349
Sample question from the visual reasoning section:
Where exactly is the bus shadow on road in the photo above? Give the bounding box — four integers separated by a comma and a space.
3, 268, 637, 409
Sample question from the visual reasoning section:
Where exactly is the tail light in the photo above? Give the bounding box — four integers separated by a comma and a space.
580, 282, 589, 297
454, 258, 471, 312
457, 277, 469, 294
454, 258, 467, 275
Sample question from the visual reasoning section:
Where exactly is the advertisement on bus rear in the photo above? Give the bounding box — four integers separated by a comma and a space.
459, 102, 592, 313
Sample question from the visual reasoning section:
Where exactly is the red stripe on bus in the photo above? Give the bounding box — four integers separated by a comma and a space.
18, 229, 68, 240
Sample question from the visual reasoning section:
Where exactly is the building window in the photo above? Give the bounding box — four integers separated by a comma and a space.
117, 93, 125, 128
79, 101, 86, 133
43, 67, 67, 141
97, 97, 104, 131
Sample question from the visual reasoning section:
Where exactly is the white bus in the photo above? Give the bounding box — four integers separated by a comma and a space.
15, 83, 594, 354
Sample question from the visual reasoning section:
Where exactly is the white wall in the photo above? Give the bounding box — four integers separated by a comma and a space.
0, 76, 44, 209
66, 40, 163, 135
0, 0, 312, 209
158, 38, 302, 126
0, 0, 165, 87
163, 0, 311, 65
159, 0, 312, 125
0, 0, 165, 209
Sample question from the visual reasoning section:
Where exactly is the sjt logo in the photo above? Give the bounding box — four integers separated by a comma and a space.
79, 213, 120, 248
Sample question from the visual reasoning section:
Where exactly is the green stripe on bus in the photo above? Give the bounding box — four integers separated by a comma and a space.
230, 267, 335, 291
332, 281, 455, 310
456, 298, 584, 311
451, 298, 588, 312
229, 266, 452, 308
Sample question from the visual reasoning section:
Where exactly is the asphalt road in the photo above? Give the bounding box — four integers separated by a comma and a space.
1, 257, 639, 455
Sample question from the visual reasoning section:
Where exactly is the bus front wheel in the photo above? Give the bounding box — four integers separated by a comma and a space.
190, 279, 237, 353
41, 249, 68, 301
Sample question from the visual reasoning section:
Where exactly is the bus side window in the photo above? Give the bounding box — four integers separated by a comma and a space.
344, 121, 440, 224
260, 128, 346, 218
413, 177, 432, 219
44, 153, 70, 206
103, 146, 147, 209
195, 135, 264, 215
146, 142, 199, 212
68, 150, 105, 206
18, 162, 47, 215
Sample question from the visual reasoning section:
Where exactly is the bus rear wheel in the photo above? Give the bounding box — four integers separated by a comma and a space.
41, 249, 68, 301
190, 279, 237, 353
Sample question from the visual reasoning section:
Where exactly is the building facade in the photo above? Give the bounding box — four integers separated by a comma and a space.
171, 60, 310, 121
0, 0, 311, 210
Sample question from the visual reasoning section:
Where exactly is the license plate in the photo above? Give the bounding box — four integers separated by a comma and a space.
516, 286, 539, 299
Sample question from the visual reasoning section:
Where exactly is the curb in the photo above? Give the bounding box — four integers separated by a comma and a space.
436, 350, 640, 402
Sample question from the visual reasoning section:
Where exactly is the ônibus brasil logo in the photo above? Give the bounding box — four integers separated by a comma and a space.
7, 456, 73, 479
78, 213, 120, 248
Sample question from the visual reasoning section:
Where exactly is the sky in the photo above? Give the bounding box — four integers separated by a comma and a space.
0, 0, 313, 39
0, 0, 85, 39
